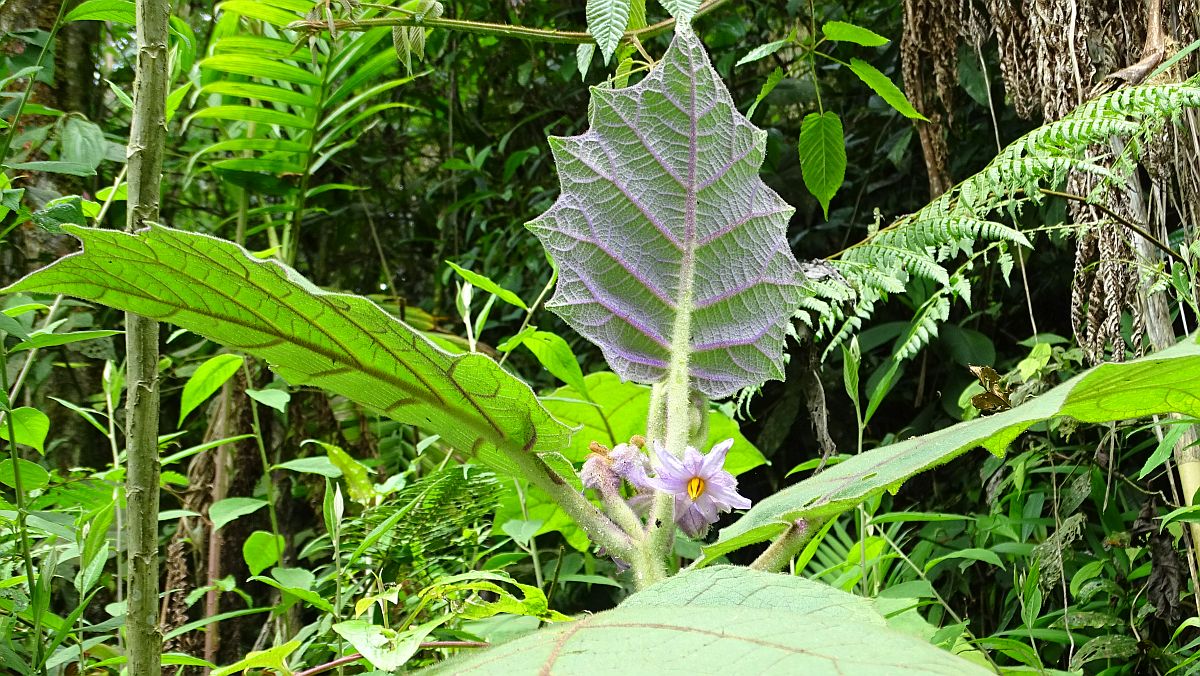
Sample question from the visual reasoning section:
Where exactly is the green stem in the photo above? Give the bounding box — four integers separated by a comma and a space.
242, 363, 285, 563
748, 517, 823, 573
0, 343, 43, 674
299, 0, 729, 45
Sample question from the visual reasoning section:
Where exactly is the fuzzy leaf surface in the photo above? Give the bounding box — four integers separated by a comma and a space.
529, 26, 801, 398
704, 334, 1200, 561
422, 566, 989, 674
3, 225, 572, 476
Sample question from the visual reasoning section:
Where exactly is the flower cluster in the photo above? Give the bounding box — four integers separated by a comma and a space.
581, 436, 750, 538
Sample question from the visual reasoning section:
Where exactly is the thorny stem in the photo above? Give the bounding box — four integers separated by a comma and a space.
297, 0, 729, 45
749, 518, 822, 573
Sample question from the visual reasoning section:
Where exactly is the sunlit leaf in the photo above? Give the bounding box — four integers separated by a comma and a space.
847, 58, 927, 121
426, 566, 989, 673
208, 497, 267, 531
822, 21, 889, 47
586, 0, 632, 64
4, 226, 573, 476
0, 407, 49, 455
704, 333, 1200, 561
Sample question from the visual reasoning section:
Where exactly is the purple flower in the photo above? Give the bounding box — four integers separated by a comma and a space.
647, 439, 751, 537
580, 453, 619, 493
609, 443, 652, 491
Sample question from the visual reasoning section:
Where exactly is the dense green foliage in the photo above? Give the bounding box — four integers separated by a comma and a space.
1, 0, 1200, 674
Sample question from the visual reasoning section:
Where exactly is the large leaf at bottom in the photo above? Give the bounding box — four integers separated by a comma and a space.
3, 225, 572, 475
421, 565, 989, 674
529, 25, 802, 399
704, 333, 1200, 561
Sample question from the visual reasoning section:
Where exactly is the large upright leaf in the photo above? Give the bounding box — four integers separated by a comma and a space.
2, 225, 572, 476
703, 333, 1200, 561
529, 26, 802, 399
423, 566, 989, 674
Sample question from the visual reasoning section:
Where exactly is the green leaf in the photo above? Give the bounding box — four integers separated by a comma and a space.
216, 0, 301, 26
704, 333, 1200, 561
274, 456, 341, 477
5, 161, 96, 177
576, 43, 595, 81
0, 459, 50, 492
64, 0, 135, 23
926, 547, 1005, 572
1138, 422, 1190, 479
516, 331, 587, 395
189, 105, 313, 130
426, 566, 989, 674
540, 371, 764, 474
657, 0, 699, 21
211, 641, 300, 676
32, 196, 87, 234
822, 21, 890, 47
242, 531, 284, 576
0, 313, 30, 341
4, 225, 572, 477
797, 111, 846, 219
736, 37, 791, 67
179, 354, 245, 425
199, 54, 321, 85
586, 0, 632, 64
529, 26, 802, 398
246, 388, 290, 413
847, 58, 928, 120
307, 440, 374, 504
208, 497, 267, 531
445, 261, 528, 309
10, 329, 121, 353
334, 618, 444, 671
0, 407, 49, 455
60, 117, 107, 170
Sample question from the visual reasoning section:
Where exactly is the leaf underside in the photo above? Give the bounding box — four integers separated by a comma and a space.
704, 333, 1200, 561
529, 25, 801, 398
3, 225, 572, 476
422, 566, 990, 674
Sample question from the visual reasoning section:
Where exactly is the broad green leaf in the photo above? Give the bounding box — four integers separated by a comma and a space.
426, 566, 989, 674
0, 407, 49, 454
515, 331, 586, 395
704, 333, 1200, 562
242, 531, 284, 576
0, 459, 50, 492
586, 0, 632, 64
4, 226, 573, 476
334, 618, 444, 671
822, 21, 890, 47
60, 118, 107, 170
797, 111, 846, 219
736, 37, 791, 67
541, 371, 764, 474
246, 388, 290, 413
31, 196, 89, 233
445, 261, 527, 309
576, 43, 595, 81
847, 58, 928, 121
179, 354, 245, 425
529, 26, 802, 398
208, 497, 267, 531
0, 313, 30, 341
64, 0, 134, 23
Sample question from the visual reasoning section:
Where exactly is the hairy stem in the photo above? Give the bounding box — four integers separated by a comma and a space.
125, 0, 171, 673
749, 518, 821, 573
299, 0, 729, 45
